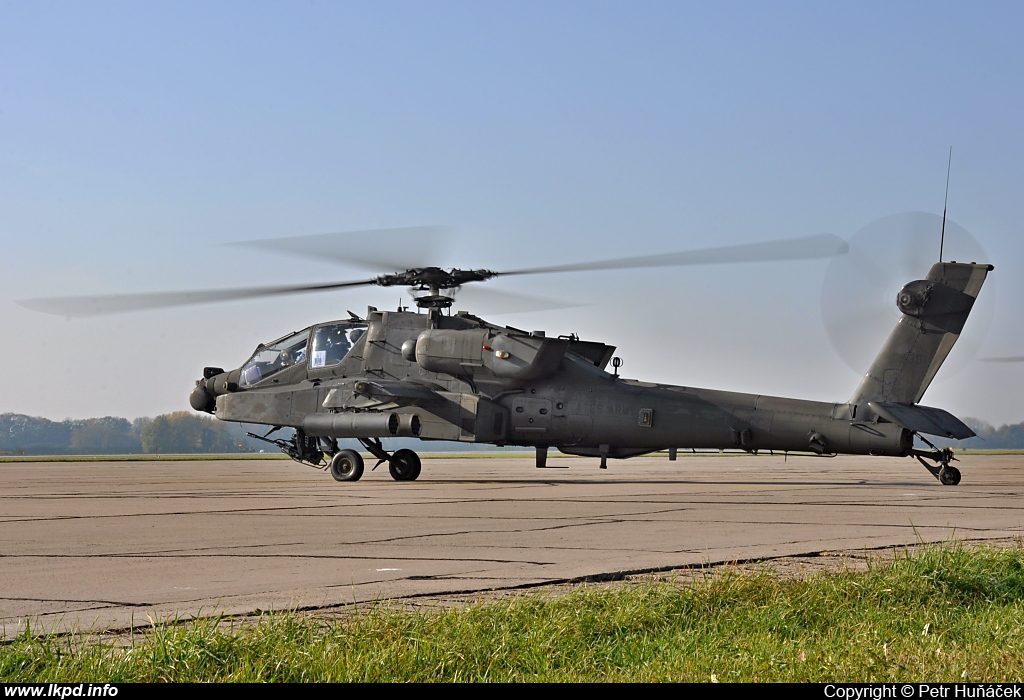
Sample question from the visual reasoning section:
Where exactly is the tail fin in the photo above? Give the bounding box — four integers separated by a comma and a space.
849, 261, 993, 406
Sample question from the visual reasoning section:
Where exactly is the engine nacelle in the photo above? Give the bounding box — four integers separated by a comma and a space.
414, 329, 569, 382
415, 329, 489, 375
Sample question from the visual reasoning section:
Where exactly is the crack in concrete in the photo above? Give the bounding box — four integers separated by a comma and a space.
0, 553, 556, 565
4, 493, 1019, 526
1, 597, 154, 606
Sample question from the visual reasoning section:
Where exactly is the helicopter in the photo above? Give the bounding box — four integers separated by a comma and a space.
18, 228, 992, 486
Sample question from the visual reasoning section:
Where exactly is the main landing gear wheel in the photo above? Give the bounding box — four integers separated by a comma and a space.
330, 449, 364, 482
939, 466, 962, 486
389, 449, 421, 481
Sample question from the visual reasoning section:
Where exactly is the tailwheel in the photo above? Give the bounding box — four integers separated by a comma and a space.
389, 449, 422, 481
330, 449, 364, 482
939, 465, 962, 486
912, 438, 962, 486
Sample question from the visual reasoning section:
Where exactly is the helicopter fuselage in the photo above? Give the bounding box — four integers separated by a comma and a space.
197, 305, 909, 462
188, 261, 992, 483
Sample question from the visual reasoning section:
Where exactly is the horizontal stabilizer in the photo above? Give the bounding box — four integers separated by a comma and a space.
868, 401, 976, 440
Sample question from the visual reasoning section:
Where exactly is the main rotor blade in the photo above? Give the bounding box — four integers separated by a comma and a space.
18, 232, 848, 318
16, 279, 376, 318
496, 233, 848, 277
978, 356, 1024, 363
451, 286, 584, 315
229, 226, 450, 272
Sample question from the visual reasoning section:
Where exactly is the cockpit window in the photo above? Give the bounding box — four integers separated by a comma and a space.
239, 330, 309, 387
309, 322, 366, 369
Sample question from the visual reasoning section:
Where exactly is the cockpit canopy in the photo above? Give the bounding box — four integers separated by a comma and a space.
239, 329, 309, 387
239, 321, 367, 388
309, 322, 365, 369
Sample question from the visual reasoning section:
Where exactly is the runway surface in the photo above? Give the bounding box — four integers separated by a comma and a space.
3, 453, 1023, 635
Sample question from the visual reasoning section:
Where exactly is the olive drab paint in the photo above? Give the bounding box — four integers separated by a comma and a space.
193, 261, 992, 486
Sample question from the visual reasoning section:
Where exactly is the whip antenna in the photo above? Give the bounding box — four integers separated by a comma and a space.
940, 146, 952, 262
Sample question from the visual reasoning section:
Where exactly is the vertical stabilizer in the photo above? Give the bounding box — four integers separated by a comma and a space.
849, 261, 993, 406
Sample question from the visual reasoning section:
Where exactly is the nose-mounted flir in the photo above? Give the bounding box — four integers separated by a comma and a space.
189, 366, 234, 413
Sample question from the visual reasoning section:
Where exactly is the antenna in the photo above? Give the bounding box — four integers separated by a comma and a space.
939, 147, 952, 262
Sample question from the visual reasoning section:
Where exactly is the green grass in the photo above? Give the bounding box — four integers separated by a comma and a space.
954, 449, 1024, 455
5, 543, 1024, 682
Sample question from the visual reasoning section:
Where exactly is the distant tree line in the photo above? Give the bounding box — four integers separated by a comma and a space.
950, 418, 1024, 450
909, 417, 1024, 451
0, 412, 264, 455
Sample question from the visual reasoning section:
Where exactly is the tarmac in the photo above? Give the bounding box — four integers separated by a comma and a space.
3, 452, 1023, 636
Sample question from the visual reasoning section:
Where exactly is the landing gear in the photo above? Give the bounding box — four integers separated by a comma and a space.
358, 438, 423, 482
911, 434, 962, 486
246, 429, 422, 483
939, 465, 962, 486
246, 427, 328, 467
250, 431, 426, 483
388, 449, 422, 481
330, 449, 364, 482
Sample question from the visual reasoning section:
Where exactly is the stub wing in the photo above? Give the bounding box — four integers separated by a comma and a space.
348, 379, 441, 401
323, 379, 443, 411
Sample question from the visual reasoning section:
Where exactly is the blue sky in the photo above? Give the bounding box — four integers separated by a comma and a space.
2, 2, 1022, 424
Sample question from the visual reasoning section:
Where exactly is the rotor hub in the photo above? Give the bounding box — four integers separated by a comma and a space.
371, 268, 496, 308
372, 267, 496, 290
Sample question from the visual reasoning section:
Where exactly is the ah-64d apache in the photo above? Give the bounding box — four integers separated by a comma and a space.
20, 229, 991, 486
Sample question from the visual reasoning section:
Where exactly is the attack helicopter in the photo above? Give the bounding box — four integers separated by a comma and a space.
18, 228, 992, 486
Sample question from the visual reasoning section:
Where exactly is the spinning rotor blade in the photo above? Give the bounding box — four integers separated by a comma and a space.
449, 286, 584, 315
230, 226, 450, 272
16, 278, 376, 318
17, 230, 848, 319
820, 212, 992, 377
978, 356, 1024, 363
497, 234, 849, 277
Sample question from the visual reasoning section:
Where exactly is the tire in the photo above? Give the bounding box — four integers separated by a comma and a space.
389, 449, 421, 481
330, 449, 364, 482
939, 466, 961, 486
